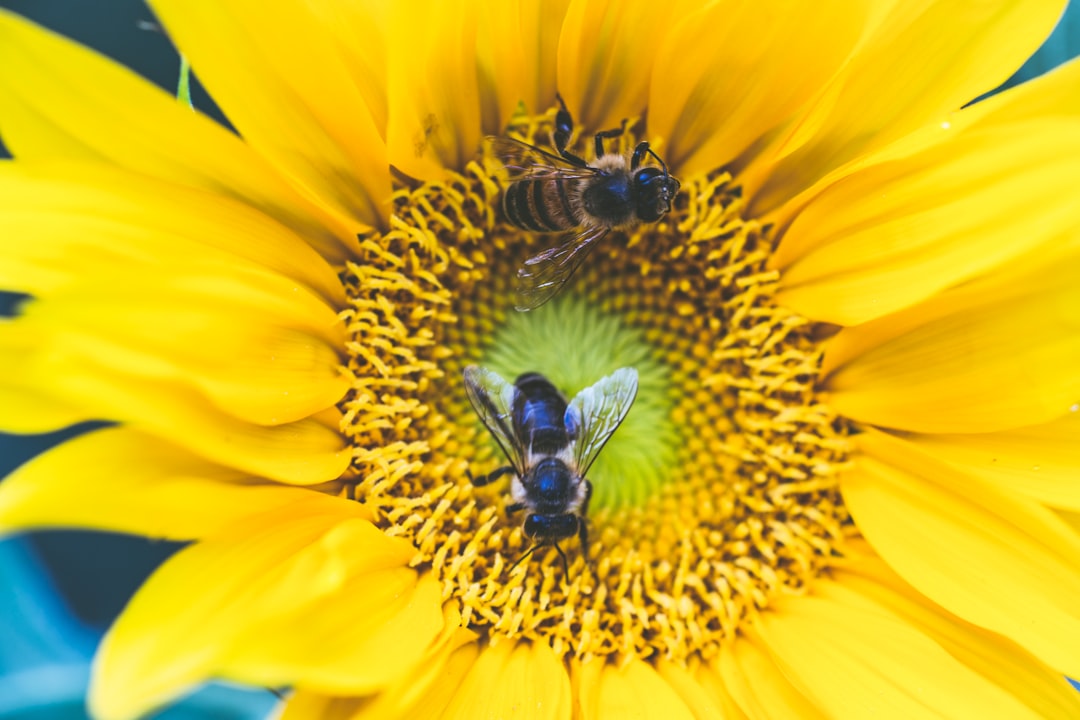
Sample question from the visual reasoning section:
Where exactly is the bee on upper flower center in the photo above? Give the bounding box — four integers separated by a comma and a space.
490, 94, 681, 311
463, 365, 639, 576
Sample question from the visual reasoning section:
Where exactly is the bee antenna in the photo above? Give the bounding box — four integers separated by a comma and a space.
509, 543, 571, 578
510, 544, 540, 572
646, 146, 670, 176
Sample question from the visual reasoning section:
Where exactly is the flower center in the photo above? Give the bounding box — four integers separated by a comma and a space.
337, 108, 854, 664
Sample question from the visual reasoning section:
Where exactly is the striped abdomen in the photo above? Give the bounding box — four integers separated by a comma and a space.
511, 372, 571, 455
501, 177, 581, 232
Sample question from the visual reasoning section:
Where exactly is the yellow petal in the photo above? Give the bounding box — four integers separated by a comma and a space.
15, 273, 347, 426
0, 323, 350, 485
284, 606, 479, 720
386, 0, 492, 180
845, 430, 1080, 675
233, 575, 444, 694
279, 693, 363, 720
0, 321, 95, 432
0, 11, 356, 259
148, 0, 390, 231
303, 2, 388, 138
381, 641, 481, 719
716, 638, 825, 719
903, 411, 1080, 510
0, 426, 335, 539
956, 53, 1080, 129
751, 555, 1069, 718
283, 639, 484, 720
823, 248, 1080, 434
688, 660, 749, 720
359, 619, 479, 720
649, 0, 867, 175
747, 0, 1066, 215
841, 547, 1080, 719
557, 0, 678, 133
575, 656, 695, 720
765, 36, 1080, 237
0, 163, 345, 306
479, 0, 572, 123
773, 118, 1080, 325
90, 501, 442, 720
654, 660, 725, 719
441, 641, 572, 720
0, 383, 89, 434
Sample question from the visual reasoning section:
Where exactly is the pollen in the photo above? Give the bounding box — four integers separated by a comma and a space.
337, 108, 855, 665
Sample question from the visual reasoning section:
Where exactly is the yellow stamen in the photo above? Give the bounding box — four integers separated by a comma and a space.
338, 108, 854, 664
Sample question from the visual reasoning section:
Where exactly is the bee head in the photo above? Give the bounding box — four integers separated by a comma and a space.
633, 166, 681, 222
523, 512, 579, 541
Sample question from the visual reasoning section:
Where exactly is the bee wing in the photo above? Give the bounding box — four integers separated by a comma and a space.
564, 367, 639, 476
487, 136, 599, 182
514, 225, 611, 311
463, 365, 527, 475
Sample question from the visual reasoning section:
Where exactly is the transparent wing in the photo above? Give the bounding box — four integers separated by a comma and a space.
463, 365, 526, 475
565, 367, 639, 475
487, 136, 598, 182
514, 225, 610, 311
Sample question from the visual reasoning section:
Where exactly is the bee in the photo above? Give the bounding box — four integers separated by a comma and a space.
491, 94, 681, 311
463, 365, 639, 575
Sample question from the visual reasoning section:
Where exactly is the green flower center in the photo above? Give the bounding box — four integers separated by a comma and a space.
479, 293, 677, 508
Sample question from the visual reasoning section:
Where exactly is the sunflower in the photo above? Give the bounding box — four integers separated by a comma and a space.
3, 0, 1080, 717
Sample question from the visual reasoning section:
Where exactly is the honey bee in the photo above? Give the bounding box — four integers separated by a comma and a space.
464, 365, 639, 575
491, 94, 681, 311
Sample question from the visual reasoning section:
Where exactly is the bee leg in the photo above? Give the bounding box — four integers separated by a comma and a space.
552, 92, 590, 168
577, 519, 589, 562
554, 93, 575, 153
468, 464, 515, 487
578, 483, 596, 574
506, 501, 525, 515
630, 141, 651, 170
553, 541, 570, 578
558, 146, 589, 168
594, 119, 628, 158
578, 479, 593, 558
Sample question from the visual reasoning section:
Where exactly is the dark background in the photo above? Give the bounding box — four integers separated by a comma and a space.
0, 0, 1078, 717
